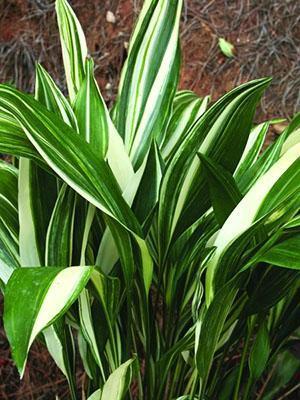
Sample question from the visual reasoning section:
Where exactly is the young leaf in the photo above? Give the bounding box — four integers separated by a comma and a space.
234, 122, 269, 182
4, 266, 93, 376
35, 63, 78, 130
101, 358, 135, 400
56, 0, 87, 102
161, 91, 209, 162
115, 0, 183, 169
87, 359, 135, 400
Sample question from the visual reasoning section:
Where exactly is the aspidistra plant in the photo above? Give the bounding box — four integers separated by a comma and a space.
0, 0, 300, 399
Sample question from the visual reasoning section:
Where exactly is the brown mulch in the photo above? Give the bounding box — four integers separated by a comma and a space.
0, 0, 299, 398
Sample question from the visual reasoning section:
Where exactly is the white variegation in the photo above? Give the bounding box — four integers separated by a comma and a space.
206, 143, 300, 304
18, 158, 40, 266
27, 267, 91, 371
56, 0, 87, 102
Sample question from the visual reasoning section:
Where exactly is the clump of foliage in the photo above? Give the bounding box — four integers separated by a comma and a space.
0, 0, 299, 399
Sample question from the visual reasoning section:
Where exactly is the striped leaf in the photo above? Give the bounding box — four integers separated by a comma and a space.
45, 184, 76, 266
0, 84, 141, 235
0, 85, 153, 294
205, 143, 300, 304
35, 63, 78, 130
56, 0, 87, 102
4, 266, 93, 376
0, 221, 20, 284
74, 58, 108, 158
0, 161, 18, 241
115, 0, 183, 169
161, 91, 209, 162
234, 122, 269, 182
158, 78, 270, 263
259, 234, 300, 270
0, 110, 44, 166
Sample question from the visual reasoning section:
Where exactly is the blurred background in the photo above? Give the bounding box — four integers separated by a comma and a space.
0, 0, 299, 398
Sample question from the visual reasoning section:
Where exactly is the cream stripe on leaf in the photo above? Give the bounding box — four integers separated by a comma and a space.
161, 92, 209, 162
4, 266, 93, 377
74, 58, 109, 158
158, 78, 270, 264
35, 63, 78, 131
115, 0, 183, 170
0, 84, 153, 294
205, 143, 300, 304
56, 0, 87, 103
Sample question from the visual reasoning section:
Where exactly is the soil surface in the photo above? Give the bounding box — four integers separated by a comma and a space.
0, 0, 299, 398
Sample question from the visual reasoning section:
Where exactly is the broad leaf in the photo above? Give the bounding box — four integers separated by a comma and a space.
4, 266, 93, 376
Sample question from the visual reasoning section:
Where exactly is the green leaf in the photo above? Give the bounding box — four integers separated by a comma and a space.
0, 160, 18, 241
205, 143, 300, 304
115, 0, 183, 169
198, 153, 242, 226
249, 320, 270, 379
0, 221, 20, 284
0, 110, 44, 167
245, 267, 298, 315
87, 359, 135, 400
261, 350, 300, 400
45, 184, 76, 266
234, 122, 269, 182
259, 234, 300, 269
161, 91, 209, 162
196, 275, 243, 394
35, 63, 78, 130
218, 38, 235, 58
101, 358, 135, 400
133, 141, 163, 227
56, 0, 87, 102
74, 58, 108, 158
0, 85, 141, 235
158, 78, 270, 263
4, 266, 93, 376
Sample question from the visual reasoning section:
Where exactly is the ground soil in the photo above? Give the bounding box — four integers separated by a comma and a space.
0, 0, 299, 398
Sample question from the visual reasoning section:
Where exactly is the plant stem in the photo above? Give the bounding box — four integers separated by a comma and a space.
233, 320, 253, 400
276, 382, 300, 400
242, 376, 253, 400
